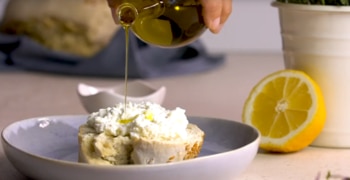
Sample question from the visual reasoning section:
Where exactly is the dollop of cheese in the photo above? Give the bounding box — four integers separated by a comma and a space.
87, 102, 189, 140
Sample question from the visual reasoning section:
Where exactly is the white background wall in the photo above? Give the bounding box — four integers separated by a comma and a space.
201, 0, 282, 53
0, 0, 282, 53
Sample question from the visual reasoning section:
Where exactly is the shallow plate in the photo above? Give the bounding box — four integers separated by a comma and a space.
1, 115, 260, 180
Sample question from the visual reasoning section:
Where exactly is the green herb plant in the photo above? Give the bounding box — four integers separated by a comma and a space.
315, 171, 350, 180
276, 0, 350, 5
326, 171, 350, 180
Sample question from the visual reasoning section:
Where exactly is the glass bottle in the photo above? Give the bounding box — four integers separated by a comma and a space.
115, 0, 206, 48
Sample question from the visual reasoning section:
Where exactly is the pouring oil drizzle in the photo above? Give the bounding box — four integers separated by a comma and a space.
119, 5, 136, 114
123, 25, 130, 112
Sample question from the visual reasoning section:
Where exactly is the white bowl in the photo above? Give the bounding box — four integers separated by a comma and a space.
77, 80, 166, 113
1, 115, 260, 180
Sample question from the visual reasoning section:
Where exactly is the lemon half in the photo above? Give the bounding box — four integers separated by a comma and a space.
242, 70, 326, 153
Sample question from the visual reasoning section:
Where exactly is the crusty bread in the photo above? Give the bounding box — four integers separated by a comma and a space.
78, 124, 133, 165
78, 123, 205, 165
0, 0, 120, 57
131, 124, 204, 164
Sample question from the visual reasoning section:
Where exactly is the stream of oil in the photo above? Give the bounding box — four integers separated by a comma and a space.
119, 4, 137, 114
123, 26, 130, 112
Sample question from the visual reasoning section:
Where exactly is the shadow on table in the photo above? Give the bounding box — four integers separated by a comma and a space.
0, 154, 28, 180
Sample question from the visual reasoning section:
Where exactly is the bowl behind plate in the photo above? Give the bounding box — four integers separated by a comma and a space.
1, 115, 260, 180
77, 80, 166, 113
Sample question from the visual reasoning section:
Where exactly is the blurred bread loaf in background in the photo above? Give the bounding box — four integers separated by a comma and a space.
0, 0, 120, 57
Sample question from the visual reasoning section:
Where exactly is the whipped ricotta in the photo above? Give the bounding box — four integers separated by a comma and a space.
87, 102, 189, 140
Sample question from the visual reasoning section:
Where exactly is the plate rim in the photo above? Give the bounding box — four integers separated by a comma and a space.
1, 114, 260, 169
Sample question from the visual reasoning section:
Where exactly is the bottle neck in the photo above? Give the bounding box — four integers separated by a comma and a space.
117, 1, 165, 27
117, 3, 138, 27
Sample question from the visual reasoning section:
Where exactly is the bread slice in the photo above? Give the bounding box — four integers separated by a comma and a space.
131, 124, 204, 164
78, 124, 133, 165
78, 123, 204, 165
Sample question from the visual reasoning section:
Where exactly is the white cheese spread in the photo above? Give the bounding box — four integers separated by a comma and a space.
87, 102, 189, 140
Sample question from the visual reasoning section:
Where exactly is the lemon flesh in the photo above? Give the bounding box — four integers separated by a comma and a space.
243, 70, 326, 153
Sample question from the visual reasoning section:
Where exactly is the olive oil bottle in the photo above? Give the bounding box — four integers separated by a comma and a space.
116, 0, 206, 48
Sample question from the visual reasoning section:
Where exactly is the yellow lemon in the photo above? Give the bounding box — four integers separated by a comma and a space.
242, 70, 326, 153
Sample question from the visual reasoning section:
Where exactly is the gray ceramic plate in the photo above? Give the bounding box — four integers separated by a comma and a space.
1, 115, 260, 180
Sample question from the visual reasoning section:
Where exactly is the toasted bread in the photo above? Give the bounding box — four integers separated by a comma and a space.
78, 123, 204, 165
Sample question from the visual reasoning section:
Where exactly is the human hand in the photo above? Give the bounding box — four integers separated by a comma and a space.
106, 0, 122, 24
201, 0, 232, 34
106, 0, 232, 34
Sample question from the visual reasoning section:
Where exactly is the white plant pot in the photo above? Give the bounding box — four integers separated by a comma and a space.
272, 2, 350, 148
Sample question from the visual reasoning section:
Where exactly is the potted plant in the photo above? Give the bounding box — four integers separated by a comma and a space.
272, 0, 350, 148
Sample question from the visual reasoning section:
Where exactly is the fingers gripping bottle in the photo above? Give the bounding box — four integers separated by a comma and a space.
115, 0, 206, 48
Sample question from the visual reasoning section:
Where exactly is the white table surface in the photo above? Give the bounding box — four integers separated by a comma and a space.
1, 52, 349, 180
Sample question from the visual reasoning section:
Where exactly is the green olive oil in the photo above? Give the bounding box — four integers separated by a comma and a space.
118, 0, 206, 48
